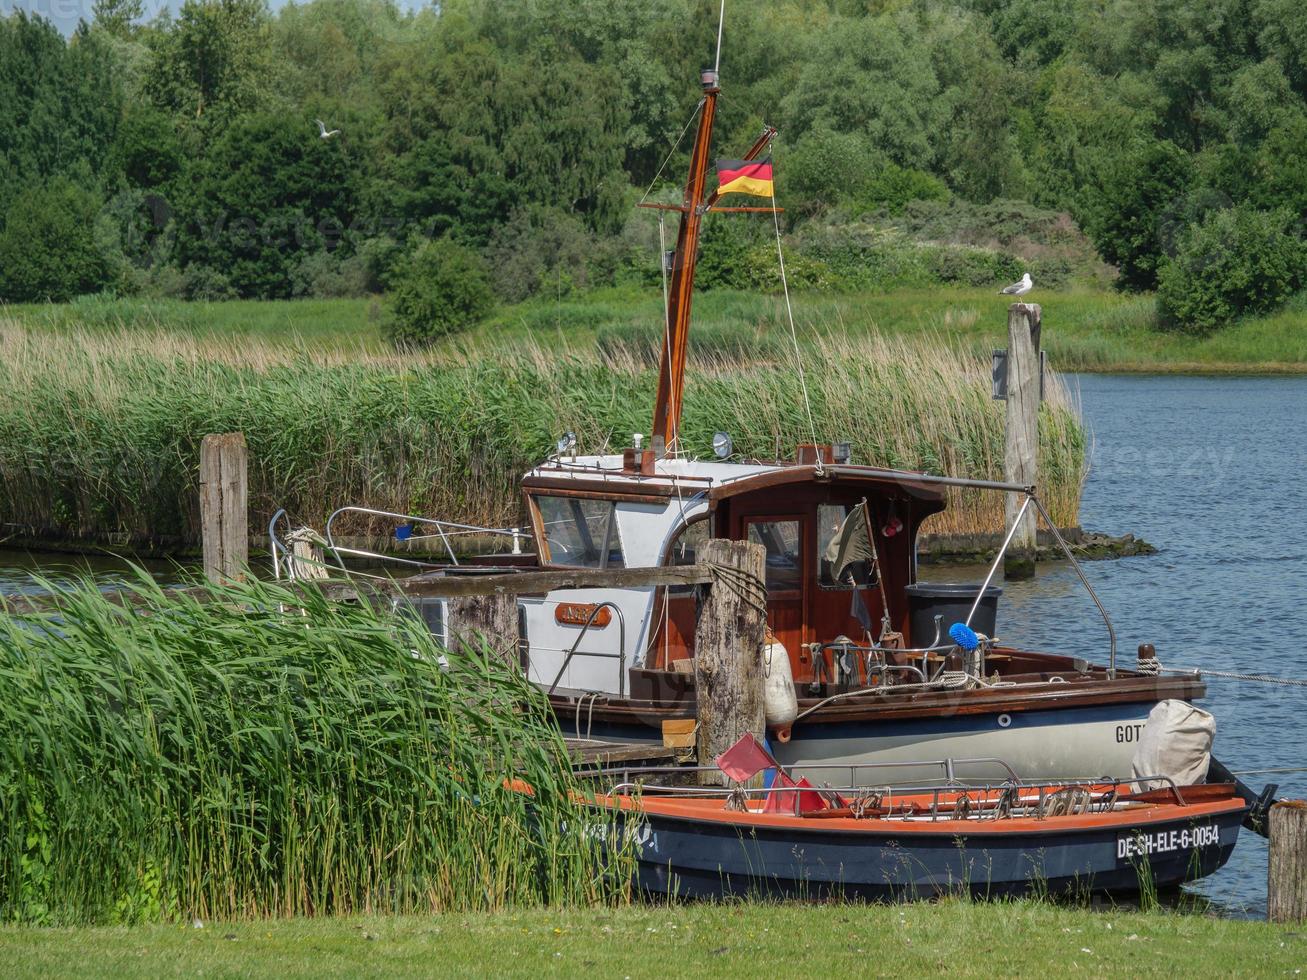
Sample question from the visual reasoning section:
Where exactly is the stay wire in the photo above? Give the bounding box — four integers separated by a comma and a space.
770, 178, 820, 465
639, 100, 703, 207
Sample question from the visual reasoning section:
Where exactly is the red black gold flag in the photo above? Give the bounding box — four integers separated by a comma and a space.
716, 157, 774, 197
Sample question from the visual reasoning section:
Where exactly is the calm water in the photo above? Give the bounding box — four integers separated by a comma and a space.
2, 374, 1304, 915
976, 374, 1307, 916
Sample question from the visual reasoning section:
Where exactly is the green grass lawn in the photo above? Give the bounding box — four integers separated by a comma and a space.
0, 902, 1300, 978
9, 284, 1307, 372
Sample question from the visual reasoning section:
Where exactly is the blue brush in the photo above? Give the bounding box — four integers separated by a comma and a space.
949, 622, 980, 651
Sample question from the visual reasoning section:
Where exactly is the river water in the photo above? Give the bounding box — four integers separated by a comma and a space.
977, 373, 1307, 916
1, 373, 1302, 915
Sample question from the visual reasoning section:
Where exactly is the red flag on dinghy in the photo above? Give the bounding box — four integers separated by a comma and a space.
763, 771, 828, 815
715, 732, 777, 783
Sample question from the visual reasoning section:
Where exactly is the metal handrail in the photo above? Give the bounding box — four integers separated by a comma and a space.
546, 601, 628, 698
1029, 494, 1118, 677
961, 490, 1117, 677
268, 508, 290, 580
324, 505, 527, 570
597, 764, 1191, 808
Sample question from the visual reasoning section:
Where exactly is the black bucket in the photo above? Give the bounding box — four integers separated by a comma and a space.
904, 582, 1002, 647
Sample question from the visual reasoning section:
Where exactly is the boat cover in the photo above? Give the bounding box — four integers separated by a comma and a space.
1131, 699, 1215, 789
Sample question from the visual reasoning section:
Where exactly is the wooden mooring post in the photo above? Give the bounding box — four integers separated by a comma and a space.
1269, 800, 1307, 922
199, 433, 248, 584
1003, 303, 1041, 580
693, 538, 767, 787
444, 594, 522, 669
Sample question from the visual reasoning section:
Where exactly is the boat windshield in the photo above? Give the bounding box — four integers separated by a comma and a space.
534, 496, 625, 569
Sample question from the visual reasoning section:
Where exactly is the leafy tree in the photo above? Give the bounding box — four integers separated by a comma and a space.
143, 0, 273, 123
780, 14, 949, 170
0, 177, 111, 302
173, 110, 358, 298
0, 15, 123, 188
1079, 139, 1193, 291
1157, 206, 1307, 332
384, 238, 494, 347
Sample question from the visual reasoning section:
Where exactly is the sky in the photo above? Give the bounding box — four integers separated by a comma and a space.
2, 0, 428, 36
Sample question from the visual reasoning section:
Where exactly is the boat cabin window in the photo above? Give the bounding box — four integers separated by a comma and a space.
534, 496, 625, 569
666, 519, 708, 567
818, 504, 877, 590
746, 519, 802, 594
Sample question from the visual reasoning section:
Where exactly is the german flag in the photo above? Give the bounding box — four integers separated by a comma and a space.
716, 157, 774, 197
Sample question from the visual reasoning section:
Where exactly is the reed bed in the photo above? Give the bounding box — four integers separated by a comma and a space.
0, 573, 626, 924
0, 321, 1085, 544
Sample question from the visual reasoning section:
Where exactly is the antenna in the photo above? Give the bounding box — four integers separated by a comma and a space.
714, 0, 725, 74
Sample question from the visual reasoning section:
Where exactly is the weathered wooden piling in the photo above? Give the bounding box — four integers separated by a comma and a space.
693, 538, 768, 787
199, 432, 248, 584
1003, 303, 1041, 580
1269, 800, 1307, 922
445, 593, 522, 668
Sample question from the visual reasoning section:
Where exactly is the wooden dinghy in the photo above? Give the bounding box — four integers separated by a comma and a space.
583, 756, 1248, 900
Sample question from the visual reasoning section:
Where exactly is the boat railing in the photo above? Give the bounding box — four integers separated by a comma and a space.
544, 601, 628, 699
965, 490, 1118, 676
596, 764, 1195, 818
324, 505, 527, 570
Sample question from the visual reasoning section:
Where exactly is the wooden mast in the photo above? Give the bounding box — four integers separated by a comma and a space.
650, 69, 719, 458
649, 72, 777, 457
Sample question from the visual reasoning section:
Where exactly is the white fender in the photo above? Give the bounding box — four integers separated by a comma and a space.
763, 629, 798, 740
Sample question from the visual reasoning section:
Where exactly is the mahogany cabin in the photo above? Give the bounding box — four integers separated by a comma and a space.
516, 446, 946, 694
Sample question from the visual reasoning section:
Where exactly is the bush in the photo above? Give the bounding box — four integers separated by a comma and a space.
851, 163, 950, 216
486, 206, 596, 303
1156, 206, 1307, 332
384, 238, 494, 347
289, 250, 370, 298
1079, 139, 1193, 291
0, 177, 111, 303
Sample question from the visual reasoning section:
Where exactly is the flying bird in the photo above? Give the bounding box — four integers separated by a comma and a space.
315, 119, 341, 139
999, 272, 1033, 297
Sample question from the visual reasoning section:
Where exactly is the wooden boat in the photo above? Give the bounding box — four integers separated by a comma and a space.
270, 16, 1207, 785
588, 774, 1248, 900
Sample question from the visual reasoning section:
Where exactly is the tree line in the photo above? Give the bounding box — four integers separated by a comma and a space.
2, 0, 1307, 335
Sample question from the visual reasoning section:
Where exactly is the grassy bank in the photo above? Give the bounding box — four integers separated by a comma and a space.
0, 576, 622, 924
0, 902, 1298, 977
10, 286, 1307, 372
0, 323, 1085, 547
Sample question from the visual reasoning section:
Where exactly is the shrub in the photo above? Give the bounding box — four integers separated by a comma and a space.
0, 178, 111, 303
384, 238, 494, 347
486, 206, 596, 303
1078, 139, 1193, 291
289, 250, 370, 298
851, 163, 950, 216
1156, 206, 1307, 332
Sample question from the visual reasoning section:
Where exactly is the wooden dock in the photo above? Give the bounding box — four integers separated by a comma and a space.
564, 738, 689, 770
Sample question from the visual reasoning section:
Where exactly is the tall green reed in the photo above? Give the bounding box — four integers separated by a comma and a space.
0, 323, 1085, 545
0, 573, 627, 924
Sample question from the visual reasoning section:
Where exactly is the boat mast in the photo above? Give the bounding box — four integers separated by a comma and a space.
649, 70, 720, 458
648, 89, 777, 458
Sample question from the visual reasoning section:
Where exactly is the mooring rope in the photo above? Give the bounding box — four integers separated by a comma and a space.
1229, 767, 1307, 777
1162, 667, 1307, 688
703, 560, 767, 617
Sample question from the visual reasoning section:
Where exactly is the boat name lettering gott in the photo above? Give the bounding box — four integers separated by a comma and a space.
1116, 823, 1220, 860
1115, 723, 1145, 744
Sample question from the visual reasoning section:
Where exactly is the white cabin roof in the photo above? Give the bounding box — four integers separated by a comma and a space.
525, 454, 780, 491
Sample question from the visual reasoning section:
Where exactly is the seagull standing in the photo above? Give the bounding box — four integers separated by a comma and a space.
998, 272, 1033, 297
315, 119, 341, 139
